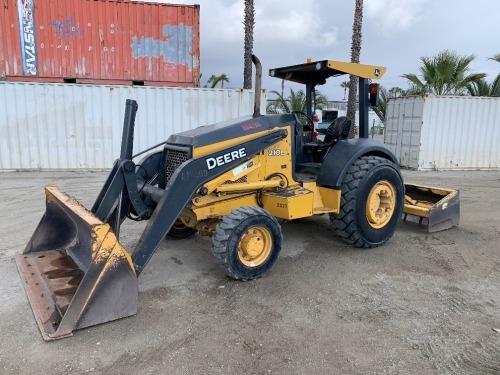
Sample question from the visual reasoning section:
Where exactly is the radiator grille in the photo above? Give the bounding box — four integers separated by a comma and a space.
164, 148, 190, 184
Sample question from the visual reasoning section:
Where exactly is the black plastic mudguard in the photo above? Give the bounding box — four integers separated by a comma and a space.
317, 138, 400, 188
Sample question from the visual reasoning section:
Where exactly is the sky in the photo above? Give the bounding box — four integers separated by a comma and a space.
142, 0, 500, 101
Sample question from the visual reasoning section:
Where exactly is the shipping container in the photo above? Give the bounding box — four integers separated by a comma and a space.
0, 82, 266, 170
0, 0, 200, 86
385, 95, 500, 170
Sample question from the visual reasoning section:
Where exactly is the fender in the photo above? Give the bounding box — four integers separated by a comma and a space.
317, 138, 400, 187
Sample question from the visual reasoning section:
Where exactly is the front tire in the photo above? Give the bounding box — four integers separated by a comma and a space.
212, 207, 282, 280
330, 156, 404, 248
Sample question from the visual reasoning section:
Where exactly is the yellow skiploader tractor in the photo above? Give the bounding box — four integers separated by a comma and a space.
16, 56, 459, 340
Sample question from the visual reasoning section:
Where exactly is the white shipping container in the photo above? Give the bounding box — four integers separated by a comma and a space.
385, 95, 500, 170
0, 82, 266, 170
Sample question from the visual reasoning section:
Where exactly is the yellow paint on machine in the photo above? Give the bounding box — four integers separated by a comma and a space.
403, 185, 458, 219
192, 125, 297, 193
326, 60, 386, 79
193, 194, 259, 220
262, 187, 314, 220
403, 203, 430, 218
201, 162, 262, 194
318, 187, 341, 214
45, 186, 135, 270
302, 182, 341, 214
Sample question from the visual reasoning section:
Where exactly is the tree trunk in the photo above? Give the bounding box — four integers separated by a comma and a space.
243, 0, 255, 89
347, 0, 363, 138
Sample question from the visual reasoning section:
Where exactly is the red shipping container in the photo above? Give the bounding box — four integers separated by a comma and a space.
0, 0, 200, 86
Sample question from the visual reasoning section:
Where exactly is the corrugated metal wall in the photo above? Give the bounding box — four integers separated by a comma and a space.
385, 95, 500, 170
385, 96, 425, 169
0, 82, 266, 169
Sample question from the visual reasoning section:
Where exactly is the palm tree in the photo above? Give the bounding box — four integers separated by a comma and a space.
388, 87, 405, 98
267, 89, 304, 114
340, 81, 349, 100
490, 54, 500, 63
313, 90, 329, 112
267, 89, 328, 120
401, 50, 487, 95
205, 74, 217, 88
243, 0, 255, 89
404, 84, 425, 96
346, 0, 363, 138
217, 73, 230, 88
491, 53, 500, 96
468, 54, 500, 97
466, 78, 500, 96
206, 74, 230, 88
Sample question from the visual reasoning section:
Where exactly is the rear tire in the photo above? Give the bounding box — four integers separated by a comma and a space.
166, 219, 197, 240
330, 156, 404, 248
212, 207, 282, 280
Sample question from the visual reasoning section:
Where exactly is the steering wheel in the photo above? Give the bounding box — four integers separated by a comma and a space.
292, 111, 315, 130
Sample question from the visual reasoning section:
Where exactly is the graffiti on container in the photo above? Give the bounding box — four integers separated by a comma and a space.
50, 17, 82, 38
17, 0, 38, 75
131, 23, 194, 70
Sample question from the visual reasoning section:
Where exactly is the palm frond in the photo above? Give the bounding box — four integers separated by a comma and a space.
489, 54, 500, 64
403, 50, 486, 96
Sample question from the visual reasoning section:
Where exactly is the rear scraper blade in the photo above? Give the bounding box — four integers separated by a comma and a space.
403, 184, 460, 233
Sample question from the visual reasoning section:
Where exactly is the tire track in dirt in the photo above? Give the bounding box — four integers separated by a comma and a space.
413, 235, 455, 272
451, 335, 500, 375
101, 333, 197, 375
446, 293, 470, 314
412, 233, 473, 274
412, 283, 498, 374
414, 334, 500, 374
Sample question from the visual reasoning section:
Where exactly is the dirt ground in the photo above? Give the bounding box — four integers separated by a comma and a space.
0, 169, 499, 375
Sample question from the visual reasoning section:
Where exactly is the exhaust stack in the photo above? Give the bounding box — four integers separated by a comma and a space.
252, 54, 262, 118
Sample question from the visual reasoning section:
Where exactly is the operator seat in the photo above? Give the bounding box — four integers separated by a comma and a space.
304, 116, 351, 163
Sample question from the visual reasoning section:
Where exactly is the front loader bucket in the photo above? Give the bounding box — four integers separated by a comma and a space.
403, 184, 460, 233
15, 186, 138, 340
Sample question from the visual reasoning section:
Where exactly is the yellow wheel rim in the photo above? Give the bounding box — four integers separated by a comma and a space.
238, 226, 272, 267
366, 180, 396, 229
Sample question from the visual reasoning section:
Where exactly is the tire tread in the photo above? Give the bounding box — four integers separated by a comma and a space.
330, 155, 401, 248
212, 206, 281, 280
